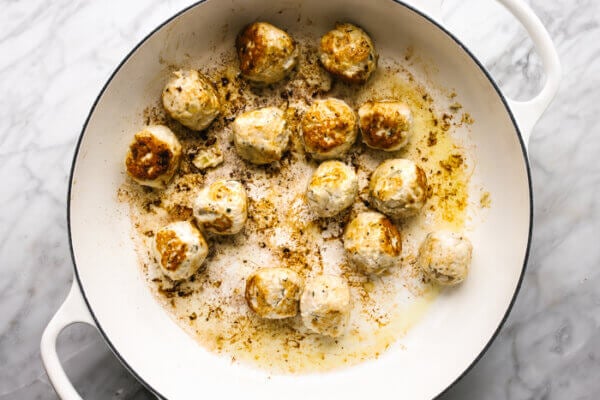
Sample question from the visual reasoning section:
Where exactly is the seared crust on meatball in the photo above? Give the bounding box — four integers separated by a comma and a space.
126, 135, 172, 181
245, 267, 303, 319
153, 221, 209, 281
125, 125, 182, 188
343, 211, 402, 274
193, 180, 248, 235
301, 98, 358, 159
369, 158, 428, 219
319, 22, 378, 84
236, 22, 298, 85
358, 101, 412, 151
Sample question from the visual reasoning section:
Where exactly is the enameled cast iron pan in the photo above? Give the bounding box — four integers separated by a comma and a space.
41, 0, 560, 398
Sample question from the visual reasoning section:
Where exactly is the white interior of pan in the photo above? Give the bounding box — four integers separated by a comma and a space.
69, 0, 531, 398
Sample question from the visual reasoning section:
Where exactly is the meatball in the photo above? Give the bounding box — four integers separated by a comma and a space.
152, 221, 209, 281
232, 107, 290, 164
306, 161, 358, 217
245, 267, 303, 319
162, 69, 220, 131
343, 211, 402, 275
358, 101, 412, 151
301, 98, 358, 159
369, 159, 427, 219
418, 231, 473, 286
300, 275, 351, 337
319, 23, 378, 84
193, 180, 248, 235
236, 22, 298, 85
125, 125, 182, 189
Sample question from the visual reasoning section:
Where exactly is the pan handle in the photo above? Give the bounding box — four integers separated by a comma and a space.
494, 0, 561, 146
41, 281, 95, 400
418, 0, 561, 147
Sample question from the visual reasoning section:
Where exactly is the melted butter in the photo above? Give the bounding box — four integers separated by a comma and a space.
185, 285, 440, 373
344, 66, 470, 230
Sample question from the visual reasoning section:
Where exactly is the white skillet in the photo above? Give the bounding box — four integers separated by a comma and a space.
41, 0, 560, 398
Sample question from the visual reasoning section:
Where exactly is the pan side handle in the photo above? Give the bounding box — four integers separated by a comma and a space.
495, 0, 561, 146
41, 281, 95, 400
418, 0, 561, 147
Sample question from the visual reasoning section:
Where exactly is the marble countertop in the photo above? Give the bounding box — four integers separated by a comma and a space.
1, 0, 598, 398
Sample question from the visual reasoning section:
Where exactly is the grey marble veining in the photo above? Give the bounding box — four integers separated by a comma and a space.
1, 0, 598, 399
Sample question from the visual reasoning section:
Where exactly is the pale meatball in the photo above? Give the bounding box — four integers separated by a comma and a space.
300, 275, 351, 337
193, 180, 248, 235
152, 221, 209, 281
125, 125, 182, 189
236, 22, 298, 85
343, 211, 402, 275
162, 69, 220, 131
319, 23, 378, 84
233, 107, 290, 164
301, 98, 358, 159
307, 161, 358, 217
358, 101, 413, 151
418, 231, 473, 285
245, 267, 303, 319
369, 159, 428, 219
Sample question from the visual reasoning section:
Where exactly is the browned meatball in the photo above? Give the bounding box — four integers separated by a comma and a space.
236, 22, 298, 85
369, 159, 428, 219
125, 125, 181, 188
319, 23, 378, 83
301, 98, 358, 159
358, 101, 412, 151
245, 267, 303, 319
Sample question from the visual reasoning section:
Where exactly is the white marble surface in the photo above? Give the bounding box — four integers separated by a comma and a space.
1, 0, 598, 398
